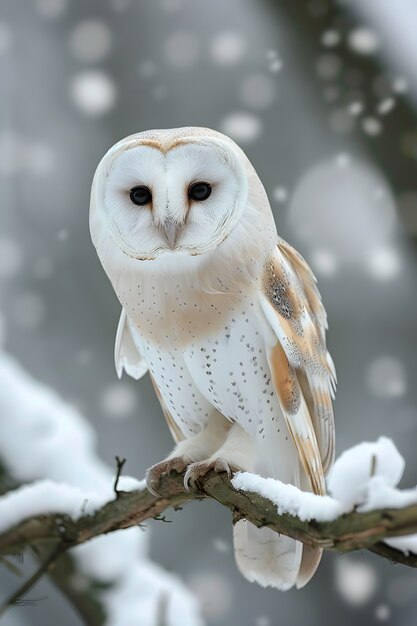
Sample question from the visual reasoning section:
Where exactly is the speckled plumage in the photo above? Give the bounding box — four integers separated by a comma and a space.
90, 127, 336, 590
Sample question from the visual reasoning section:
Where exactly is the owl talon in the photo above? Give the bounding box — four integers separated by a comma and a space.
145, 456, 188, 496
183, 457, 232, 492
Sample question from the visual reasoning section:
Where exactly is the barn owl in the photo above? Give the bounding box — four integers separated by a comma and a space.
89, 127, 336, 590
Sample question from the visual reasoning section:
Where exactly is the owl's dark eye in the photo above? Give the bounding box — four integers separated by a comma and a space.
188, 181, 212, 201
130, 185, 152, 206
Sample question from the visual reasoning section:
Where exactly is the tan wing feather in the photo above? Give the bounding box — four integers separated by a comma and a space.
268, 340, 325, 494
261, 242, 336, 489
277, 240, 336, 473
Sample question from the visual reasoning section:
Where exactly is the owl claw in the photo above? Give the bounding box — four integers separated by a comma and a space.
184, 457, 232, 492
145, 456, 188, 496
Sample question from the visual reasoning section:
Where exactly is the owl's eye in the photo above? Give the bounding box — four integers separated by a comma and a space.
130, 185, 152, 206
188, 181, 212, 201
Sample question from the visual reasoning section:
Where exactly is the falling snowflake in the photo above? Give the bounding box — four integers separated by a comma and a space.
210, 32, 246, 65
187, 572, 233, 620
35, 0, 68, 19
70, 71, 117, 116
137, 60, 157, 78
348, 101, 364, 117
0, 131, 23, 176
377, 98, 395, 116
316, 53, 342, 80
165, 31, 200, 68
101, 383, 137, 418
272, 187, 288, 203
368, 246, 402, 281
362, 116, 382, 137
375, 604, 391, 622
309, 249, 338, 277
33, 257, 54, 280
335, 558, 377, 606
26, 142, 55, 176
0, 239, 23, 279
0, 21, 12, 55
69, 20, 112, 63
392, 76, 408, 94
240, 74, 275, 110
367, 357, 406, 399
212, 538, 231, 553
321, 29, 340, 48
348, 28, 379, 55
220, 112, 262, 143
12, 292, 46, 331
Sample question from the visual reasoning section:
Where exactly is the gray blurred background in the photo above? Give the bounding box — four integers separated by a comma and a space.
1, 0, 417, 624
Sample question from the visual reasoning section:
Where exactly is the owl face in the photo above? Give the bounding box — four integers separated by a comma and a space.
91, 129, 250, 266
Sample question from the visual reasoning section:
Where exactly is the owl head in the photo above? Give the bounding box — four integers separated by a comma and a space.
90, 127, 276, 282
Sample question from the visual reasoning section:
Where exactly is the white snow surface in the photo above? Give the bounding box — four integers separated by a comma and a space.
0, 352, 202, 626
327, 436, 405, 510
385, 535, 417, 555
232, 472, 343, 522
0, 477, 141, 535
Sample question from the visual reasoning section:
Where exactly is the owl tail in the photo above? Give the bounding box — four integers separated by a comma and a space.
233, 437, 322, 590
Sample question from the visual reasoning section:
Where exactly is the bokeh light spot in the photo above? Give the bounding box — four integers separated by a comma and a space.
165, 31, 200, 68
188, 572, 233, 620
220, 112, 262, 143
289, 157, 396, 261
240, 74, 275, 110
368, 246, 402, 281
0, 239, 23, 279
12, 292, 45, 331
70, 71, 117, 116
69, 20, 112, 63
348, 28, 379, 55
335, 558, 377, 606
367, 357, 406, 398
210, 32, 246, 65
35, 0, 67, 19
101, 383, 137, 418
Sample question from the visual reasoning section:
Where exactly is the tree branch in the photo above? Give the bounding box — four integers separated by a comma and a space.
0, 464, 107, 625
0, 469, 416, 568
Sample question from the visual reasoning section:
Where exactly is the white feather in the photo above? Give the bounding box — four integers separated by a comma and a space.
114, 309, 148, 380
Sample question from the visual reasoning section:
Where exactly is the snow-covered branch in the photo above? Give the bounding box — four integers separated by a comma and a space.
0, 352, 202, 625
1, 456, 417, 570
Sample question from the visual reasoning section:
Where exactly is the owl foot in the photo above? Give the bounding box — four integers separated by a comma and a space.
145, 456, 188, 496
183, 457, 232, 492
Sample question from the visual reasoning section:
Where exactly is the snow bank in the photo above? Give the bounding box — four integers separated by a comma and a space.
0, 352, 202, 626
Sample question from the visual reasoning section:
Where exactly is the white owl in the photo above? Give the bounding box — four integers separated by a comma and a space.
90, 127, 336, 590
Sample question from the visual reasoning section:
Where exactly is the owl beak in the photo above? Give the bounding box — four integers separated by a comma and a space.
162, 219, 180, 248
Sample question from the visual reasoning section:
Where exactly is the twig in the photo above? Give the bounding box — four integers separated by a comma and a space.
0, 542, 64, 618
113, 456, 126, 498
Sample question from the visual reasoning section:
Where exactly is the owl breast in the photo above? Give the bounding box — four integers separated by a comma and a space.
120, 263, 260, 350
131, 295, 289, 450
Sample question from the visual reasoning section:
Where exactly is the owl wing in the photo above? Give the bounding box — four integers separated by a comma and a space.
115, 309, 185, 442
260, 241, 336, 494
149, 374, 185, 443
114, 308, 148, 380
